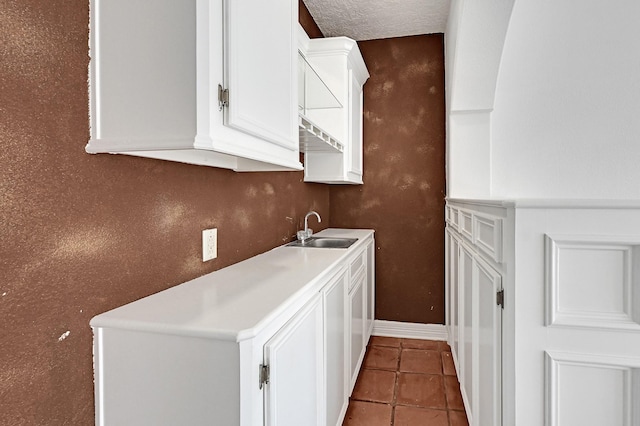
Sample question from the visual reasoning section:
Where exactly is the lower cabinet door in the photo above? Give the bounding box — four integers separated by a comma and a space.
473, 257, 502, 426
348, 271, 366, 391
324, 270, 348, 426
366, 240, 375, 340
263, 294, 324, 426
447, 230, 461, 372
459, 243, 475, 420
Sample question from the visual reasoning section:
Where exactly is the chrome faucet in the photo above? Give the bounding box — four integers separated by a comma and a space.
297, 211, 321, 242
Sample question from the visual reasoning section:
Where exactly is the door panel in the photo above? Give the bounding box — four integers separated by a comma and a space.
448, 231, 461, 371
349, 272, 366, 391
224, 0, 297, 149
474, 257, 502, 426
459, 243, 474, 418
264, 294, 324, 426
324, 271, 347, 426
366, 241, 375, 339
349, 71, 363, 176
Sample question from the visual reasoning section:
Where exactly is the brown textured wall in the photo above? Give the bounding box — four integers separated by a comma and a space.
0, 1, 329, 424
330, 35, 446, 324
299, 0, 324, 38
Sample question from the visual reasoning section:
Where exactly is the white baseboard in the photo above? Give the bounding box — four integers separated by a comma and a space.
372, 320, 448, 341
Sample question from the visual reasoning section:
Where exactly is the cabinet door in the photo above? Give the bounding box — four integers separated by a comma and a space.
348, 70, 363, 179
348, 271, 366, 391
224, 0, 298, 150
459, 243, 474, 420
446, 230, 461, 372
264, 294, 324, 426
473, 257, 502, 426
366, 240, 375, 340
324, 271, 348, 426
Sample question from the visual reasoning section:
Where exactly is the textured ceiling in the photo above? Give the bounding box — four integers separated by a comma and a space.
303, 0, 450, 41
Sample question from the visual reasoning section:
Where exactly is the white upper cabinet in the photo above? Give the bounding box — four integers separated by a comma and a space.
297, 26, 370, 184
87, 0, 302, 172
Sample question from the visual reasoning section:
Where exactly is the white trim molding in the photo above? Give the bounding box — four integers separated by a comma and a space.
544, 234, 640, 332
545, 351, 640, 426
372, 320, 448, 341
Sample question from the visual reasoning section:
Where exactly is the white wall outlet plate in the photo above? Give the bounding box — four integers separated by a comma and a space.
202, 228, 218, 261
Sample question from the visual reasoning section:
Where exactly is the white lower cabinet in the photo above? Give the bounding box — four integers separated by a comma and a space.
91, 229, 374, 426
446, 202, 504, 426
446, 199, 640, 426
94, 328, 242, 425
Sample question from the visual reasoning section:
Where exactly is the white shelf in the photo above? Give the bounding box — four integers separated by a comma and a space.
298, 114, 344, 153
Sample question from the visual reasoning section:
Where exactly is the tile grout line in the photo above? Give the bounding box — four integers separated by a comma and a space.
390, 342, 402, 426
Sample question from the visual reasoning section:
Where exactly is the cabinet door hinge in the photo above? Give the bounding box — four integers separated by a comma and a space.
259, 364, 270, 390
218, 84, 229, 111
496, 289, 505, 309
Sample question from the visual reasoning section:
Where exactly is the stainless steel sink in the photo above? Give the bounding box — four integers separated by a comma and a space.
286, 237, 358, 249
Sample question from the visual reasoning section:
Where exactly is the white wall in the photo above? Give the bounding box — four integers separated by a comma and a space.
445, 0, 514, 199
448, 111, 492, 198
446, 0, 514, 112
491, 0, 640, 200
447, 0, 640, 200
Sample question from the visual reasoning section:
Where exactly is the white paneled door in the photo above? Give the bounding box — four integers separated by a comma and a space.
474, 257, 502, 426
263, 294, 324, 426
224, 0, 298, 150
324, 271, 348, 426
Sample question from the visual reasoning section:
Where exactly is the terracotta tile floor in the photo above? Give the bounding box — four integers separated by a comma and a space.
342, 337, 469, 426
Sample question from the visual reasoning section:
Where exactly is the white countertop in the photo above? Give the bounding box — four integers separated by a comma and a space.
91, 228, 374, 342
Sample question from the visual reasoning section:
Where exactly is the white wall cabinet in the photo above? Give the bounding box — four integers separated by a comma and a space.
91, 229, 374, 426
446, 201, 505, 426
87, 0, 301, 172
446, 199, 640, 426
297, 27, 370, 184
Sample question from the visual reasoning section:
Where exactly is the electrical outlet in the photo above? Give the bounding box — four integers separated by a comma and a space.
202, 228, 217, 261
